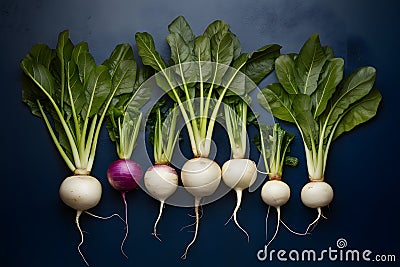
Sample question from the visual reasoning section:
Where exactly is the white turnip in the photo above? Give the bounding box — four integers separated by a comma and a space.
135, 17, 281, 259
221, 101, 257, 240
59, 175, 102, 266
256, 124, 300, 247
21, 31, 132, 266
222, 158, 257, 239
259, 34, 382, 234
144, 104, 180, 240
301, 181, 333, 233
144, 164, 178, 240
181, 157, 221, 259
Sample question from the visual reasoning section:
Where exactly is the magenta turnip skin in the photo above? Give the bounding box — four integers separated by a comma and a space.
107, 159, 143, 192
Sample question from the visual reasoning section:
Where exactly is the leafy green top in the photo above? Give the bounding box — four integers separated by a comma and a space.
258, 34, 382, 180
136, 16, 281, 158
254, 124, 298, 180
103, 43, 154, 160
21, 30, 117, 174
147, 100, 180, 165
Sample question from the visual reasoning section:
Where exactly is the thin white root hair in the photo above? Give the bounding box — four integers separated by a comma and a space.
84, 211, 125, 223
305, 207, 323, 234
120, 192, 129, 259
152, 201, 164, 242
257, 169, 271, 175
180, 207, 203, 231
75, 210, 89, 266
187, 205, 203, 218
180, 221, 197, 232
280, 220, 308, 236
265, 206, 281, 248
224, 214, 233, 226
181, 197, 201, 260
231, 190, 249, 242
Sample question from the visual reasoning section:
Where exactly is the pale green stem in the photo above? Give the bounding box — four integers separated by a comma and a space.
81, 115, 97, 168
117, 117, 123, 159
224, 105, 238, 157
260, 125, 270, 174
205, 66, 244, 153
274, 129, 282, 175
27, 75, 81, 168
240, 102, 247, 158
165, 106, 179, 163
201, 63, 220, 139
159, 69, 198, 156
304, 148, 316, 180
198, 60, 204, 136
37, 100, 75, 172
66, 64, 81, 144
125, 113, 142, 159
177, 60, 200, 144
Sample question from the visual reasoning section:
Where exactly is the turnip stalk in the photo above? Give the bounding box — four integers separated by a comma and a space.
221, 100, 257, 241
258, 34, 382, 233
144, 103, 179, 240
256, 123, 299, 248
21, 31, 124, 266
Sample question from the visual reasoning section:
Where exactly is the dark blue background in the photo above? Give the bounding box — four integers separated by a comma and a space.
1, 0, 399, 266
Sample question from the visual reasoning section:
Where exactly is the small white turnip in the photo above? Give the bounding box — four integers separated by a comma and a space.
222, 158, 257, 240
144, 164, 178, 240
180, 157, 221, 259
260, 180, 290, 247
301, 181, 333, 233
59, 175, 102, 266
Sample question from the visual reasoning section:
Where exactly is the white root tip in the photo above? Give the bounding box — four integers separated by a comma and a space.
152, 201, 164, 242
181, 198, 201, 260
120, 192, 129, 259
75, 210, 90, 266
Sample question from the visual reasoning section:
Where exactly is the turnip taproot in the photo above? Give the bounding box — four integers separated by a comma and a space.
221, 101, 257, 240
144, 104, 179, 240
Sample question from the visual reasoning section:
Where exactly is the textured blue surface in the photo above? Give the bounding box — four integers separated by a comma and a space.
1, 0, 399, 266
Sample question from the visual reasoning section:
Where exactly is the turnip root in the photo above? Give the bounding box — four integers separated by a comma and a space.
255, 124, 300, 248
144, 164, 178, 240
107, 158, 142, 258
261, 180, 290, 246
222, 158, 257, 240
181, 157, 221, 259
59, 175, 102, 266
144, 103, 180, 240
301, 181, 333, 233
